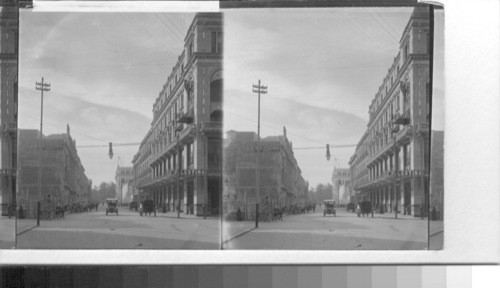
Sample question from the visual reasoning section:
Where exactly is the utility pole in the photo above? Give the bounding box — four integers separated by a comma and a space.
35, 77, 50, 226
252, 80, 267, 225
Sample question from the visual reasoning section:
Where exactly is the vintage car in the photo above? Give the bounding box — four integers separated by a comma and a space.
106, 198, 119, 215
323, 199, 336, 217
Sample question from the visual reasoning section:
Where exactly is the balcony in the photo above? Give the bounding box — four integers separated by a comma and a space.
357, 169, 427, 189
391, 124, 400, 134
393, 111, 410, 125
201, 121, 222, 136
179, 124, 196, 141
177, 110, 194, 125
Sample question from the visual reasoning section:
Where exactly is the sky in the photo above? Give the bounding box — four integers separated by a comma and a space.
18, 8, 444, 189
19, 12, 195, 186
224, 8, 444, 188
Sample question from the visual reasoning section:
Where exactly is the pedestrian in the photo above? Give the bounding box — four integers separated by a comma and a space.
236, 207, 242, 221
139, 203, 143, 217
356, 204, 361, 217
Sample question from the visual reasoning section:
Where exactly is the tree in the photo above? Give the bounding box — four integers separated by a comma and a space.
312, 183, 333, 204
94, 181, 116, 203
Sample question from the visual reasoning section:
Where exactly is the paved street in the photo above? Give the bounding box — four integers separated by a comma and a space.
224, 208, 434, 250
17, 206, 220, 249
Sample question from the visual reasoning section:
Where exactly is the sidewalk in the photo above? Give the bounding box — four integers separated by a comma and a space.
0, 216, 15, 249
223, 221, 256, 244
137, 210, 219, 220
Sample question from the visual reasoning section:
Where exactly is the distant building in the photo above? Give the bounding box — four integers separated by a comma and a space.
331, 168, 350, 205
132, 13, 223, 216
0, 2, 18, 216
115, 166, 134, 204
18, 127, 92, 207
223, 128, 308, 215
349, 7, 431, 216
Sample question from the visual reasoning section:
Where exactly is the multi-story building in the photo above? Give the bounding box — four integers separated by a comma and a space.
349, 7, 431, 216
115, 166, 134, 204
132, 13, 223, 216
429, 130, 444, 220
331, 168, 350, 205
0, 1, 18, 216
18, 127, 92, 208
223, 128, 309, 214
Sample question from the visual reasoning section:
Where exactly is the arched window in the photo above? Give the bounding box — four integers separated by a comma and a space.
210, 79, 222, 103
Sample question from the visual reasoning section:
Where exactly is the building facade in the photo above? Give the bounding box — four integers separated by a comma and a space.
115, 166, 134, 204
223, 129, 309, 215
331, 168, 350, 205
18, 127, 92, 208
349, 7, 431, 216
429, 130, 443, 220
0, 1, 18, 216
132, 13, 222, 216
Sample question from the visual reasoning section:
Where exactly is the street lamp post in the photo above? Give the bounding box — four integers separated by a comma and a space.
252, 80, 267, 227
35, 78, 50, 226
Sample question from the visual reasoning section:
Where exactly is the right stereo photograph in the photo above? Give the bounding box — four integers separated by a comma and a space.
221, 4, 444, 250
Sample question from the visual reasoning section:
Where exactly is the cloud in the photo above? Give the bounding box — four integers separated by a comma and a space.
224, 8, 422, 187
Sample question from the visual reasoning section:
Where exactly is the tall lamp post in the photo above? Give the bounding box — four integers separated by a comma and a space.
35, 78, 50, 226
252, 80, 267, 226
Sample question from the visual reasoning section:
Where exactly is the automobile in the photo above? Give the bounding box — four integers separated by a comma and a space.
346, 202, 356, 212
323, 199, 336, 217
106, 198, 119, 215
129, 201, 138, 211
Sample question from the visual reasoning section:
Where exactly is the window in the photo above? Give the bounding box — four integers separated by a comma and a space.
210, 79, 222, 103
217, 32, 223, 53
189, 144, 194, 167
189, 43, 193, 59
211, 32, 217, 53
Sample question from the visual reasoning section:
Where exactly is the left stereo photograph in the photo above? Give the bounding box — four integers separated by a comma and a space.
0, 2, 18, 249
12, 9, 223, 249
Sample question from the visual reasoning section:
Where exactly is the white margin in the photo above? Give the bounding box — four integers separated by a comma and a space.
30, 1, 220, 12
0, 0, 499, 265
